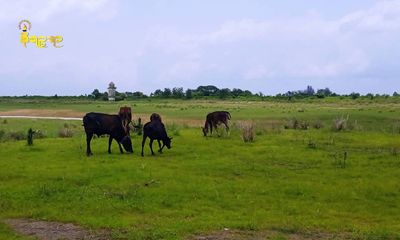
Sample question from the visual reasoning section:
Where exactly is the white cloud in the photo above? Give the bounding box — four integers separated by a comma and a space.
142, 0, 400, 82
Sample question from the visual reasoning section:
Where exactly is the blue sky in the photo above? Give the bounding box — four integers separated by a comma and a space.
0, 0, 399, 96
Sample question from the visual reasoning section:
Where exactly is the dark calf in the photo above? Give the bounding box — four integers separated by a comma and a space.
83, 112, 133, 156
202, 111, 231, 136
141, 116, 172, 156
150, 113, 162, 122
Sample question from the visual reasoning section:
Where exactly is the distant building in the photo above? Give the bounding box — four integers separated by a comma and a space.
108, 82, 116, 101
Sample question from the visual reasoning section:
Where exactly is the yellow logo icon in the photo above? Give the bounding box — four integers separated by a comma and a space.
19, 19, 63, 48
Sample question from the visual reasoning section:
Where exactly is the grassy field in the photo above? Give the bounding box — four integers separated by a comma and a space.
0, 98, 399, 239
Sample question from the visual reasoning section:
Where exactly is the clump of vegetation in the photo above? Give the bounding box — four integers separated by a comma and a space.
34, 130, 47, 139
237, 121, 255, 142
2, 119, 7, 124
0, 129, 5, 140
7, 131, 26, 141
308, 139, 317, 149
58, 128, 74, 138
331, 151, 348, 168
167, 123, 181, 136
333, 115, 349, 131
313, 120, 324, 129
131, 118, 143, 135
391, 147, 400, 156
284, 118, 309, 130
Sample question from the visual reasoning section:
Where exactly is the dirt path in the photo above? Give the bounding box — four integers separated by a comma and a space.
0, 116, 82, 121
6, 219, 110, 240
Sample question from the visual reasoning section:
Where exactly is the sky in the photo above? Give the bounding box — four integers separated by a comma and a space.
0, 0, 399, 96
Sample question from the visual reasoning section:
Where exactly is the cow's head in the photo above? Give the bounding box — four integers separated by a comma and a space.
164, 137, 173, 149
121, 135, 133, 153
202, 127, 208, 136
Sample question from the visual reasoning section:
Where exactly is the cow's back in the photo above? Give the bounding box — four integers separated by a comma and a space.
206, 111, 230, 122
83, 112, 122, 135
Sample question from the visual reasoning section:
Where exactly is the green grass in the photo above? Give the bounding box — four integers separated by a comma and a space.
0, 99, 400, 239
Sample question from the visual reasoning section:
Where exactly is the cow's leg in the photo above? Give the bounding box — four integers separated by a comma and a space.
210, 123, 213, 135
86, 133, 93, 156
118, 142, 124, 154
108, 136, 113, 154
214, 124, 221, 137
141, 135, 147, 157
149, 139, 155, 155
223, 120, 229, 134
157, 140, 162, 153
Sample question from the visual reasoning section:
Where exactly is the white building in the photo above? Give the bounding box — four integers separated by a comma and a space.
108, 82, 116, 101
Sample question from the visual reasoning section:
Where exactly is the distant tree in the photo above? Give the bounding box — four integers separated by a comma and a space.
350, 92, 360, 100
393, 92, 399, 97
90, 89, 102, 99
316, 90, 325, 98
162, 88, 172, 98
231, 88, 244, 97
196, 85, 219, 96
305, 85, 315, 96
243, 90, 253, 97
366, 93, 374, 100
153, 89, 163, 97
218, 88, 231, 99
172, 87, 184, 98
132, 91, 145, 97
185, 89, 193, 99
101, 92, 108, 101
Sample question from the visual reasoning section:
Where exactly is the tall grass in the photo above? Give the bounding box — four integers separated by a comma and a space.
237, 121, 255, 142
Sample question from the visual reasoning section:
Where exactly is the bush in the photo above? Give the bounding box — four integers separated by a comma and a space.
167, 123, 181, 136
2, 119, 7, 124
284, 118, 309, 130
333, 115, 349, 131
313, 120, 324, 129
58, 128, 74, 138
34, 130, 47, 139
0, 129, 5, 139
7, 131, 26, 141
238, 121, 255, 142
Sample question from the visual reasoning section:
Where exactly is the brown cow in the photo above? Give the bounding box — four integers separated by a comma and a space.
202, 111, 231, 136
119, 106, 132, 134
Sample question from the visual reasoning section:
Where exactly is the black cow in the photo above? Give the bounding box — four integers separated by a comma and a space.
150, 113, 162, 122
202, 111, 231, 136
83, 112, 133, 156
141, 116, 172, 156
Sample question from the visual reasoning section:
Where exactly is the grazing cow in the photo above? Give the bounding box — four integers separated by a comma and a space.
202, 111, 231, 136
83, 112, 133, 156
150, 113, 162, 122
141, 115, 172, 156
119, 106, 132, 134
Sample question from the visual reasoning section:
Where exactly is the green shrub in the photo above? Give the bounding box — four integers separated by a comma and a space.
7, 131, 26, 141
58, 128, 74, 138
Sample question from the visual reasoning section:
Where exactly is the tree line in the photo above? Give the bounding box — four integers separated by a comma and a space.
2, 85, 398, 100
87, 85, 399, 101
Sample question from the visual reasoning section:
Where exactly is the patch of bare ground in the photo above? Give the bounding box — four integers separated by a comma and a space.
189, 229, 354, 240
0, 109, 85, 118
5, 219, 111, 240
